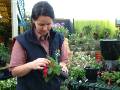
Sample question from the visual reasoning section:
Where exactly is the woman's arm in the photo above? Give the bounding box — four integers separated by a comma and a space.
59, 38, 71, 72
9, 40, 30, 77
9, 40, 50, 77
60, 38, 71, 63
11, 58, 50, 77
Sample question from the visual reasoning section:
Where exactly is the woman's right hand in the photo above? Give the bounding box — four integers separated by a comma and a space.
28, 58, 50, 70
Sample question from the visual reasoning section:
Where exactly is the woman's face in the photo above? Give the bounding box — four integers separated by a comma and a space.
33, 16, 53, 36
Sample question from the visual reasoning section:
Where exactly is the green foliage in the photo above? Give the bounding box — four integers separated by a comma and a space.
0, 43, 10, 63
83, 55, 102, 69
68, 33, 84, 45
69, 67, 85, 80
101, 71, 120, 82
68, 20, 116, 52
74, 20, 116, 39
70, 52, 102, 69
68, 32, 101, 52
116, 79, 120, 85
0, 78, 16, 89
114, 29, 120, 39
48, 56, 61, 75
43, 56, 61, 82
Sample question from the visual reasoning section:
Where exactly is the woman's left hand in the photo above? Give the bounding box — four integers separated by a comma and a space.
60, 62, 68, 74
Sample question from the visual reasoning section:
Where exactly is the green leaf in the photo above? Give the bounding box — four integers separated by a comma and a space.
48, 67, 53, 75
43, 56, 62, 82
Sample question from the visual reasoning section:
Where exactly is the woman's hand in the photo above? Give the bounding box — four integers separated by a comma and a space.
60, 62, 68, 73
11, 58, 50, 77
28, 58, 50, 70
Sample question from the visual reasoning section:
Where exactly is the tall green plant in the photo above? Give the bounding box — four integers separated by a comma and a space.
74, 20, 117, 39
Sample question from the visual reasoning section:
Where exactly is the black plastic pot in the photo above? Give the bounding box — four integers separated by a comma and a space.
100, 39, 120, 60
85, 67, 99, 83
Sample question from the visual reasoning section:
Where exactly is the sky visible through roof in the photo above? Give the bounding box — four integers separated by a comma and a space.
24, 0, 120, 21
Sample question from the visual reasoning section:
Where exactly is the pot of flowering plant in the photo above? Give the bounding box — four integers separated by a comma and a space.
85, 59, 102, 83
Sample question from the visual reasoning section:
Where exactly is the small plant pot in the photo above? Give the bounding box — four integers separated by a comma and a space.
95, 51, 102, 62
85, 67, 99, 83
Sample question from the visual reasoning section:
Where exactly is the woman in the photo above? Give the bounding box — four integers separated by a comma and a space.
9, 1, 69, 90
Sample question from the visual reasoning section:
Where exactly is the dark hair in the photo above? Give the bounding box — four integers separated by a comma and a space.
31, 1, 55, 20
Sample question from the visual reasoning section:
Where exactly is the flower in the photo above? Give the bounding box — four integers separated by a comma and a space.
52, 22, 68, 37
43, 65, 48, 78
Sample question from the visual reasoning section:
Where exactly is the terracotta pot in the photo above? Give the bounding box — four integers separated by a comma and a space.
95, 51, 102, 62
